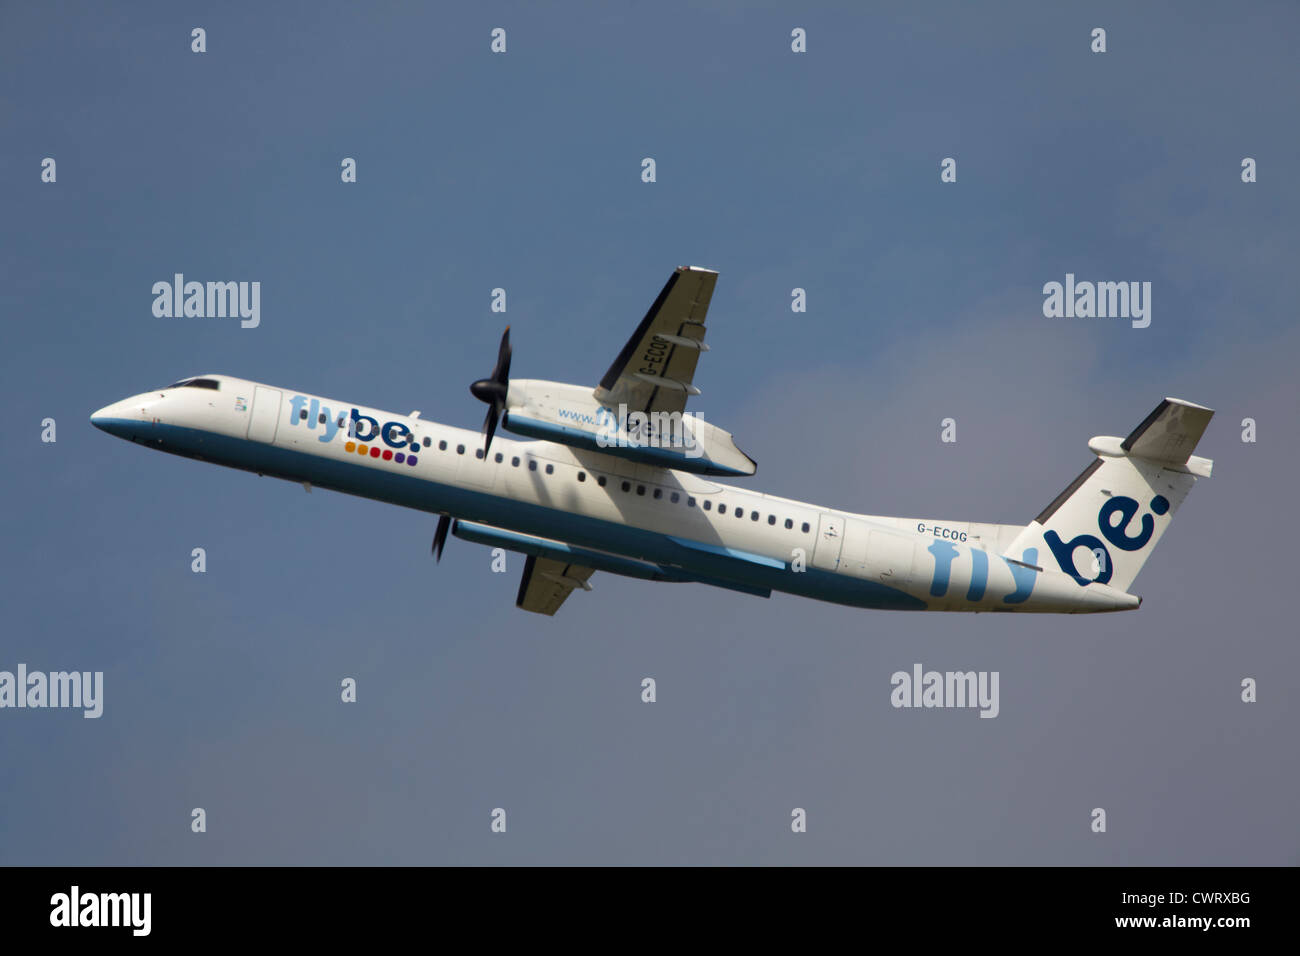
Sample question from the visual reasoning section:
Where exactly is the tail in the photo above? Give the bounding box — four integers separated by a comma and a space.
1003, 398, 1214, 593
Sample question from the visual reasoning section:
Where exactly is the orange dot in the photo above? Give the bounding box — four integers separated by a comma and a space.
358, 445, 368, 455
345, 441, 356, 453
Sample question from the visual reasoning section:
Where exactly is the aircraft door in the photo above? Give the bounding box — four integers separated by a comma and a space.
839, 518, 871, 575
812, 513, 845, 570
247, 387, 282, 443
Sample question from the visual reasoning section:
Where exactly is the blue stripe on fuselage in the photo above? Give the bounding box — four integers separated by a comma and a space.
96, 419, 926, 611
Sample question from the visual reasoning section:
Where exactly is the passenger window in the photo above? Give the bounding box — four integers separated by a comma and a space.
545, 464, 554, 475
785, 518, 793, 529
688, 497, 696, 507
299, 409, 308, 420
423, 437, 431, 448
801, 522, 810, 533
512, 456, 520, 466
457, 444, 465, 455
636, 485, 646, 496
439, 440, 447, 451
671, 492, 680, 503
495, 452, 503, 463
718, 504, 726, 515
703, 500, 711, 511
476, 449, 484, 459
597, 476, 606, 487
317, 413, 326, 424
752, 512, 760, 522
653, 488, 662, 499
621, 481, 631, 492
529, 460, 538, 471
577, 472, 586, 482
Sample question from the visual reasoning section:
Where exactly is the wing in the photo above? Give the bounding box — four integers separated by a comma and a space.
593, 266, 716, 417
515, 555, 596, 615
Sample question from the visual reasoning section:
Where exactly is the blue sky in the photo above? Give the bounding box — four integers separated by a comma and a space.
2, 1, 1297, 864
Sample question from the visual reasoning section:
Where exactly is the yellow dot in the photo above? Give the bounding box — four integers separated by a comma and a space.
345, 441, 356, 453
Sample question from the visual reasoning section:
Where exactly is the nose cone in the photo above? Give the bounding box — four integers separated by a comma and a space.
91, 402, 130, 439
90, 404, 114, 430
90, 395, 154, 440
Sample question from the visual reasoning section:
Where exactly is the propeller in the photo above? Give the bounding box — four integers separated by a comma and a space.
432, 514, 451, 562
469, 326, 511, 454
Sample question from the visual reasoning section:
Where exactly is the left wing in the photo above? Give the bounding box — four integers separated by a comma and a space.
516, 555, 596, 615
593, 266, 716, 417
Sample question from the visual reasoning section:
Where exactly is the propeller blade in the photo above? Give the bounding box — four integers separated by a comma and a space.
491, 326, 512, 383
432, 514, 450, 562
482, 401, 499, 455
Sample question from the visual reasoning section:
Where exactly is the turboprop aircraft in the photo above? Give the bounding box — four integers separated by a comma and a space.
91, 266, 1214, 615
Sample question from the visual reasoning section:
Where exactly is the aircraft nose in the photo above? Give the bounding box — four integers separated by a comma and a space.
89, 404, 115, 431
90, 397, 149, 439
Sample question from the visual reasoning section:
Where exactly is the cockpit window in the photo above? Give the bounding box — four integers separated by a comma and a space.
163, 378, 220, 390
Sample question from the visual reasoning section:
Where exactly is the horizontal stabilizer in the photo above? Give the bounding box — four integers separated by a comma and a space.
1120, 397, 1214, 466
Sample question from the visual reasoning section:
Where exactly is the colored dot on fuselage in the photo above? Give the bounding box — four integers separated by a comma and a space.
395, 452, 405, 463
358, 445, 368, 455
345, 441, 356, 453
370, 447, 380, 457
382, 449, 393, 460
407, 455, 418, 466
1151, 495, 1170, 515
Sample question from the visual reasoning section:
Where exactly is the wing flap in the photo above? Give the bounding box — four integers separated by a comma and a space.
516, 555, 596, 616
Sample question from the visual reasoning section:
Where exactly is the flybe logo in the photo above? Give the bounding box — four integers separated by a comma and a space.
286, 396, 421, 467
1045, 494, 1169, 586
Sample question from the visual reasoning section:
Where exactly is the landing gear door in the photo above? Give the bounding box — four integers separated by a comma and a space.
247, 386, 282, 443
812, 513, 844, 570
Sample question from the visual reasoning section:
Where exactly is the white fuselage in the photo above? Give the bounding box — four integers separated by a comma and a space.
90, 375, 1141, 613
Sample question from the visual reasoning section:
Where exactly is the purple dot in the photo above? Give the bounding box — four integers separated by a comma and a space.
395, 452, 405, 464
407, 455, 418, 466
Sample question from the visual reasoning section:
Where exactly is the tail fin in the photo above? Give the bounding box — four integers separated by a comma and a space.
1003, 398, 1214, 593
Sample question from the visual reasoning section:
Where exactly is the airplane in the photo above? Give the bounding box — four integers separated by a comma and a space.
91, 266, 1214, 616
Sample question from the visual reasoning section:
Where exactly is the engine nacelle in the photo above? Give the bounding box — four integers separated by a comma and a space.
501, 379, 757, 477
